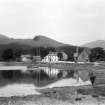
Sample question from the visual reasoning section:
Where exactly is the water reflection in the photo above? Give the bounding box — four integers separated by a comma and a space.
0, 67, 90, 88
0, 67, 91, 97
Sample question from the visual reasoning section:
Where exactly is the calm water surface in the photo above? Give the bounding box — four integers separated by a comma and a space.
0, 67, 91, 97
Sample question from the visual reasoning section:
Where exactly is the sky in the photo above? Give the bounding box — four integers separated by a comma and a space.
0, 0, 105, 45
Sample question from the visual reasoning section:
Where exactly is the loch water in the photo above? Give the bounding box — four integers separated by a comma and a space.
0, 67, 91, 97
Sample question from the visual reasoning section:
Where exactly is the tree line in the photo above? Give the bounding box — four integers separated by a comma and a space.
89, 47, 105, 62
0, 46, 57, 61
0, 43, 105, 62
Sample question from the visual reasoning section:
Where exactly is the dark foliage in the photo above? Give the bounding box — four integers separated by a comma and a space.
57, 52, 63, 60
0, 42, 87, 61
57, 71, 63, 78
31, 47, 56, 59
31, 70, 50, 80
58, 46, 84, 61
2, 49, 14, 61
89, 47, 105, 62
1, 71, 13, 79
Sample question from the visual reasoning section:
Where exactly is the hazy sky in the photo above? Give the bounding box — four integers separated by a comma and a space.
0, 0, 105, 45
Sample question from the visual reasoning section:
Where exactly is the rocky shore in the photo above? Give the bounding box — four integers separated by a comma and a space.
1, 85, 105, 105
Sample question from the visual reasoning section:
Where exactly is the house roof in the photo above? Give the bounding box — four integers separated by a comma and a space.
48, 53, 58, 56
79, 48, 91, 56
21, 54, 31, 58
48, 52, 58, 56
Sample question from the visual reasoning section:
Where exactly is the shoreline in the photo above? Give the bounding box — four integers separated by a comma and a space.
1, 85, 105, 105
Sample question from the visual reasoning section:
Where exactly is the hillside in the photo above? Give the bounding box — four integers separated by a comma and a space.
82, 40, 105, 49
33, 35, 65, 47
0, 35, 66, 47
0, 34, 9, 39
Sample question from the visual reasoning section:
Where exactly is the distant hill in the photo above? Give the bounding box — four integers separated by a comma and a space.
0, 35, 66, 47
33, 35, 65, 47
0, 34, 9, 39
82, 40, 105, 49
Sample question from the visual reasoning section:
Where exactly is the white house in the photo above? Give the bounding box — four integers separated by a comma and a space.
42, 52, 59, 62
21, 54, 32, 63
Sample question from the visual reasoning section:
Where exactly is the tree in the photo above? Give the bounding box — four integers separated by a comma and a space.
2, 49, 14, 61
89, 47, 105, 62
57, 52, 63, 60
13, 49, 22, 59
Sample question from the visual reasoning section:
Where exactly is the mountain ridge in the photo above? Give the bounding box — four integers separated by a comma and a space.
82, 40, 105, 49
0, 34, 68, 47
0, 34, 9, 39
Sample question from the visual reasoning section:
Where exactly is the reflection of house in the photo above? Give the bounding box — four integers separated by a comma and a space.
42, 52, 59, 62
21, 54, 32, 62
42, 67, 59, 78
77, 48, 90, 62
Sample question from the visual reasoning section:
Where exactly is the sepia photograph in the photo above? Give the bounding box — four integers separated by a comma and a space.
0, 0, 105, 105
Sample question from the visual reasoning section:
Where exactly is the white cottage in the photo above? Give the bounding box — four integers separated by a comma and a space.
42, 52, 59, 62
21, 54, 32, 63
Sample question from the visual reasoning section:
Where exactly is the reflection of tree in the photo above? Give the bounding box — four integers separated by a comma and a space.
57, 71, 63, 78
39, 70, 50, 80
31, 70, 50, 80
1, 71, 13, 79
1, 70, 22, 80
0, 70, 61, 88
66, 70, 74, 78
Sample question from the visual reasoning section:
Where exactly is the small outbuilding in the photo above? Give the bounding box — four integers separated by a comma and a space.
33, 56, 41, 63
21, 54, 32, 63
